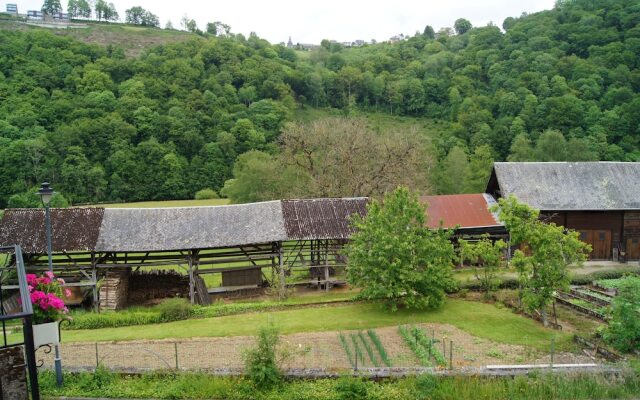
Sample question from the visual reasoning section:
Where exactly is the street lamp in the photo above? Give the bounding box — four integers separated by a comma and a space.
37, 182, 54, 273
37, 182, 63, 386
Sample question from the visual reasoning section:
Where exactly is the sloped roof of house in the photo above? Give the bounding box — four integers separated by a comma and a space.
488, 162, 640, 211
420, 193, 501, 229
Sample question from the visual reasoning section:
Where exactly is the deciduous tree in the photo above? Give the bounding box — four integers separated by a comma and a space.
494, 196, 590, 326
346, 187, 455, 311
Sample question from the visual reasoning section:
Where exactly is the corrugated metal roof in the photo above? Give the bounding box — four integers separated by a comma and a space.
95, 202, 287, 252
491, 162, 640, 211
0, 208, 104, 253
281, 198, 368, 240
420, 194, 501, 229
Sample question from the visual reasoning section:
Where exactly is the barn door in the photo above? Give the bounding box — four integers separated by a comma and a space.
627, 237, 640, 260
578, 230, 593, 260
592, 230, 611, 260
578, 230, 611, 260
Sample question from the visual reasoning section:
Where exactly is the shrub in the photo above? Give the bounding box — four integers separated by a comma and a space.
335, 377, 370, 400
194, 188, 219, 200
243, 324, 281, 388
156, 298, 192, 322
604, 276, 640, 352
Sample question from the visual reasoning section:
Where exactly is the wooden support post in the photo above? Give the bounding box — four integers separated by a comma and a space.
278, 242, 286, 300
324, 265, 329, 292
91, 265, 99, 313
188, 256, 195, 305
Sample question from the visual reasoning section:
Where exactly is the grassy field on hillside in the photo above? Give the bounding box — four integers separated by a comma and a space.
61, 300, 570, 350
0, 20, 197, 57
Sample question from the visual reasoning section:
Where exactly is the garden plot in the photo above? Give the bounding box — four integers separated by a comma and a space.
554, 291, 609, 321
38, 323, 593, 371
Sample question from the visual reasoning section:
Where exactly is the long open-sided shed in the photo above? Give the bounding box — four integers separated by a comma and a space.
486, 162, 640, 261
0, 198, 368, 309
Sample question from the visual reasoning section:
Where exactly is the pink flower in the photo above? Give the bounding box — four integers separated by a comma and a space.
64, 288, 72, 298
38, 277, 52, 285
57, 278, 66, 285
26, 274, 37, 286
45, 271, 55, 279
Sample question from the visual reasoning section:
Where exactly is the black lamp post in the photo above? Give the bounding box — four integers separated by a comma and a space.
37, 182, 54, 273
36, 182, 63, 386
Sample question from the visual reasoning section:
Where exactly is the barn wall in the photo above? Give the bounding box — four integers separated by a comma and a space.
542, 211, 624, 260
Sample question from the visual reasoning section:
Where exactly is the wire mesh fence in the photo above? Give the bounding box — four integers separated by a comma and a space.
35, 324, 596, 373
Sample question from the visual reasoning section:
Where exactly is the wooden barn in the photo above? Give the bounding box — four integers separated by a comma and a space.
486, 162, 640, 261
0, 198, 367, 310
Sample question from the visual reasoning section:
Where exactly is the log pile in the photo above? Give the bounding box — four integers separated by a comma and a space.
99, 269, 130, 310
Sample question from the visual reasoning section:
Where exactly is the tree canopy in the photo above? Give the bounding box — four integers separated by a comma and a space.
346, 187, 456, 311
2, 0, 640, 205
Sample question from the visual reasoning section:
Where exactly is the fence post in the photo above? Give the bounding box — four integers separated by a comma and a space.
94, 342, 99, 369
550, 337, 555, 370
174, 342, 179, 370
442, 337, 446, 359
449, 340, 453, 370
354, 345, 358, 371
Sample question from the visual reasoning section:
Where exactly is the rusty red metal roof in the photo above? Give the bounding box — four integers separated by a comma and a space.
0, 208, 104, 253
420, 194, 501, 229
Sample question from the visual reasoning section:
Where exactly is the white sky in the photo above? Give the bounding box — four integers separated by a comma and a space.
10, 0, 556, 44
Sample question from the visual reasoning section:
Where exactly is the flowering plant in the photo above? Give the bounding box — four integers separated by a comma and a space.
26, 271, 71, 324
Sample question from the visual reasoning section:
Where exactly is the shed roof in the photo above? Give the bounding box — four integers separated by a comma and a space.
281, 198, 368, 240
0, 208, 104, 254
420, 194, 501, 229
95, 201, 287, 252
489, 162, 640, 211
0, 198, 368, 254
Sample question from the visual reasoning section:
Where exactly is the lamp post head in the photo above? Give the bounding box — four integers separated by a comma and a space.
37, 182, 54, 206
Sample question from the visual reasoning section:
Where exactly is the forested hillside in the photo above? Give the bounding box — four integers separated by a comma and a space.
1, 0, 639, 207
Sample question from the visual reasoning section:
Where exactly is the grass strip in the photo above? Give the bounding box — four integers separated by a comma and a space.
38, 369, 640, 400
367, 329, 392, 367
357, 331, 379, 367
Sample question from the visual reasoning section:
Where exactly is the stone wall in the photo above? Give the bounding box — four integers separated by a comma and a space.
0, 346, 27, 400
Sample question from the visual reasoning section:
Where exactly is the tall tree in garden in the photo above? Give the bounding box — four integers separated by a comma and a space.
41, 0, 62, 15
346, 187, 456, 311
494, 196, 590, 326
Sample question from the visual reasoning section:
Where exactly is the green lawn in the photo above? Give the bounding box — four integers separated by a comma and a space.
62, 299, 569, 350
89, 199, 230, 208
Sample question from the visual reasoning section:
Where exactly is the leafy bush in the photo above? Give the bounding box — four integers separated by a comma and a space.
67, 310, 162, 330
194, 188, 219, 200
156, 298, 193, 322
335, 377, 369, 400
604, 277, 640, 352
243, 325, 281, 388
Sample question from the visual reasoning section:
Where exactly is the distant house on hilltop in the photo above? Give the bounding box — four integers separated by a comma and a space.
487, 162, 640, 261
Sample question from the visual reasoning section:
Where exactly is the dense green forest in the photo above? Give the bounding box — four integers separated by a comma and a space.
1, 0, 639, 207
